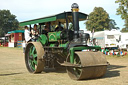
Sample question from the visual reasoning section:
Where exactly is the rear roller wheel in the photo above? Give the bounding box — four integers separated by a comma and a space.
25, 42, 45, 73
66, 51, 107, 80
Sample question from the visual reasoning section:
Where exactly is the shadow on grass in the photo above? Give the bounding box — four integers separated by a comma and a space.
79, 65, 127, 81
103, 65, 127, 78
40, 64, 127, 80
42, 67, 66, 73
0, 73, 22, 76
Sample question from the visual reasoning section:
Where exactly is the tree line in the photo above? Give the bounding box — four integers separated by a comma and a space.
0, 10, 19, 37
85, 7, 120, 32
0, 0, 127, 37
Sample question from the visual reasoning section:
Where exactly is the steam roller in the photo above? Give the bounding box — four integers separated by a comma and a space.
21, 3, 108, 80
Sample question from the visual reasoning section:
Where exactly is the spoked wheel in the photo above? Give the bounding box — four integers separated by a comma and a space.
66, 51, 107, 80
66, 53, 82, 80
25, 42, 45, 73
28, 45, 37, 71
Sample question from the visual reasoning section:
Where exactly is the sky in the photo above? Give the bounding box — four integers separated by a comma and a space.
0, 0, 125, 31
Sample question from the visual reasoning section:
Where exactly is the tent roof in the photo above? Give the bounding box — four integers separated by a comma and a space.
7, 30, 24, 34
20, 12, 88, 26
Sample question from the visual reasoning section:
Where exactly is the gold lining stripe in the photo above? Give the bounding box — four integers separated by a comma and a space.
72, 8, 79, 12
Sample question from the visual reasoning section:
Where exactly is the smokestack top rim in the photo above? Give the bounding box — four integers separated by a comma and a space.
71, 3, 79, 9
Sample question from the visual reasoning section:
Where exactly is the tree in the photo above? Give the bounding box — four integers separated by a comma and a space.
0, 10, 19, 37
115, 0, 128, 29
18, 26, 24, 30
121, 28, 128, 32
109, 19, 120, 30
85, 7, 110, 32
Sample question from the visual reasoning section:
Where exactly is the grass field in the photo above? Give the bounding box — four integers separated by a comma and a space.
0, 47, 128, 85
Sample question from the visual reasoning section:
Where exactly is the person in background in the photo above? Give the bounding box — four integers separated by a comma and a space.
55, 22, 63, 31
93, 38, 97, 46
31, 24, 39, 41
24, 26, 32, 43
23, 26, 32, 53
44, 23, 50, 32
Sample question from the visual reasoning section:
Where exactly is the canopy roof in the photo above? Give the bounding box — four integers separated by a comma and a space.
20, 12, 88, 26
7, 30, 24, 34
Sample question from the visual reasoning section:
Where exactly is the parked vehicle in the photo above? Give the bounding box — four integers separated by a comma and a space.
0, 37, 8, 47
118, 32, 128, 50
94, 29, 120, 49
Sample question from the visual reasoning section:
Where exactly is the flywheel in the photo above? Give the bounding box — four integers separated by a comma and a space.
25, 42, 45, 73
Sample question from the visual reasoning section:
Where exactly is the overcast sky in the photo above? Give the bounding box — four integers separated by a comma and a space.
0, 0, 125, 31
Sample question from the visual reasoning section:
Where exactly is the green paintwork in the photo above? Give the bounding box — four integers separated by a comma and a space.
29, 46, 37, 71
48, 31, 61, 42
20, 17, 56, 26
20, 12, 88, 26
70, 46, 101, 63
58, 43, 68, 49
73, 54, 82, 77
50, 44, 55, 47
38, 34, 48, 45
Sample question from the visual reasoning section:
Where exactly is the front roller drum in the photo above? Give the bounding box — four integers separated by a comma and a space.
66, 51, 107, 80
25, 42, 45, 73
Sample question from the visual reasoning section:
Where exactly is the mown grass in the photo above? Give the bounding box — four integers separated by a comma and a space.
0, 47, 128, 85
0, 46, 23, 50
